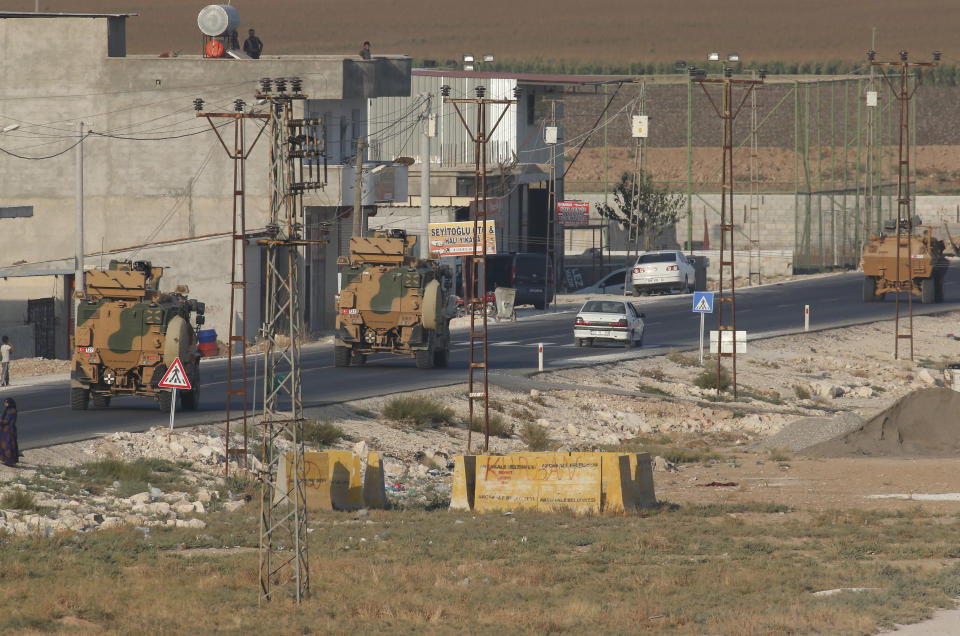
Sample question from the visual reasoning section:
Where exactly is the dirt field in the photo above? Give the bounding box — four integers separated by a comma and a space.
14, 0, 960, 64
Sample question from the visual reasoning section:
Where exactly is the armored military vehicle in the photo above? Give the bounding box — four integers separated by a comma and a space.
861, 218, 949, 304
71, 260, 205, 411
334, 229, 452, 369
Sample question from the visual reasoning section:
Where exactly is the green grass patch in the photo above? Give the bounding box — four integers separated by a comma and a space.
59, 458, 189, 496
794, 384, 811, 399
383, 396, 456, 429
518, 421, 554, 451
350, 407, 377, 418
1, 489, 38, 511
614, 435, 722, 464
666, 349, 700, 367
303, 418, 344, 447
694, 364, 732, 392
469, 412, 514, 438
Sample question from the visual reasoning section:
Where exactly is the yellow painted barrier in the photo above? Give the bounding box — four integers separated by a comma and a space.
452, 451, 656, 514
279, 450, 388, 511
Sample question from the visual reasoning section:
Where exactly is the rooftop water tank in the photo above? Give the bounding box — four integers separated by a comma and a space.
197, 4, 240, 37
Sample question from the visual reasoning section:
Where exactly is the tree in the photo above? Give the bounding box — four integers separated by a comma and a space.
595, 171, 684, 251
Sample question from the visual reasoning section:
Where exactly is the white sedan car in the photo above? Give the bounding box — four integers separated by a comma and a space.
631, 250, 696, 295
573, 299, 645, 348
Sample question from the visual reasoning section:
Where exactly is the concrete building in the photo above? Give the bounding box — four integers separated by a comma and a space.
0, 12, 410, 358
366, 70, 634, 280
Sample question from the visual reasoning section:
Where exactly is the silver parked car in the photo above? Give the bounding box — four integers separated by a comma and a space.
573, 299, 645, 348
631, 250, 695, 295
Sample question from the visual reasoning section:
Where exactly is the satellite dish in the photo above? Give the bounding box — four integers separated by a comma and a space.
393, 156, 415, 166
197, 4, 240, 37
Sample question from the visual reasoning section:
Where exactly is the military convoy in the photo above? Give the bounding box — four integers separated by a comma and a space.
861, 219, 949, 304
334, 229, 453, 369
71, 260, 205, 411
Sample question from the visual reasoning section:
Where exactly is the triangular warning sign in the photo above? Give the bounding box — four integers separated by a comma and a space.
694, 296, 712, 312
158, 357, 192, 390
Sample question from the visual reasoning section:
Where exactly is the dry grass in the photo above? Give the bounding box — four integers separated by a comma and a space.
50, 0, 958, 67
3, 504, 960, 633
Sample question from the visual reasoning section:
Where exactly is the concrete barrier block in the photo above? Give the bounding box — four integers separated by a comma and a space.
363, 451, 389, 509
450, 455, 476, 511
453, 452, 657, 514
474, 453, 602, 514
279, 450, 370, 511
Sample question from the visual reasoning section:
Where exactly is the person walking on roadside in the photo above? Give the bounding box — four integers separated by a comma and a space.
0, 336, 12, 387
243, 28, 263, 59
0, 398, 18, 467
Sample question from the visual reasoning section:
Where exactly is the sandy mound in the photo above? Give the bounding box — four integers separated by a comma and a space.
802, 388, 960, 458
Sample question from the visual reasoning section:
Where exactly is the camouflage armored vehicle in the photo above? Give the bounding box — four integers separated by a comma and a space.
71, 260, 205, 411
334, 229, 452, 369
861, 219, 949, 304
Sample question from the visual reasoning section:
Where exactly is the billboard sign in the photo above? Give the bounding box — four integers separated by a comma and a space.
556, 201, 590, 226
428, 221, 497, 257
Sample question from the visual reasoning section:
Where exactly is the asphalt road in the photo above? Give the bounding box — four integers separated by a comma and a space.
13, 270, 960, 450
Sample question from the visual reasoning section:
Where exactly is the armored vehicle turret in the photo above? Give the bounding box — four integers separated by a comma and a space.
861, 219, 949, 304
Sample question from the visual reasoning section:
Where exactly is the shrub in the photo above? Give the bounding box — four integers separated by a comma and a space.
351, 407, 376, 418
303, 418, 344, 447
469, 412, 514, 438
1, 489, 37, 511
693, 364, 731, 392
383, 396, 456, 429
767, 448, 792, 462
793, 385, 811, 400
666, 350, 699, 367
519, 422, 554, 451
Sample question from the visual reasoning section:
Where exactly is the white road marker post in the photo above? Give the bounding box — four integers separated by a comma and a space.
169, 388, 177, 430
804, 305, 810, 332
538, 343, 544, 372
699, 312, 705, 365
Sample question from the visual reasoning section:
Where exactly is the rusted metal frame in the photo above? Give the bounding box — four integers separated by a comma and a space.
448, 102, 477, 144
562, 81, 624, 179
479, 100, 490, 452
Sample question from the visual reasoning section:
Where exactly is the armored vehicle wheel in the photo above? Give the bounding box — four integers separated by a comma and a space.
935, 273, 946, 303
921, 277, 936, 304
92, 394, 111, 408
433, 344, 449, 368
71, 387, 90, 410
352, 351, 367, 366
180, 386, 199, 410
334, 346, 351, 367
158, 390, 173, 413
415, 344, 435, 369
533, 300, 546, 310
862, 276, 878, 302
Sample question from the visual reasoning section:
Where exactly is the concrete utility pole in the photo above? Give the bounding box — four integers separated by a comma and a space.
75, 121, 84, 299
420, 95, 432, 258
353, 136, 365, 237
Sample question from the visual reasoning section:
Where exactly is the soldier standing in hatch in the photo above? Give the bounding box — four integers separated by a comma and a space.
359, 41, 371, 60
0, 336, 12, 387
243, 28, 263, 59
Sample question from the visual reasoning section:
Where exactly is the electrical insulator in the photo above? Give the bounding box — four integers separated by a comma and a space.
234, 99, 245, 112
475, 85, 486, 98
275, 78, 288, 93
193, 98, 205, 112
259, 78, 272, 93
440, 84, 451, 97
867, 50, 876, 61
291, 77, 303, 93
899, 50, 908, 61
513, 86, 522, 99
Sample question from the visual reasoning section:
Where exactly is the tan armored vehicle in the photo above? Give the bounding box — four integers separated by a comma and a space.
71, 260, 205, 411
861, 219, 949, 304
334, 229, 452, 369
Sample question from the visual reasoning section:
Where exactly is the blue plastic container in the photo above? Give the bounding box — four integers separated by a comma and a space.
197, 329, 217, 343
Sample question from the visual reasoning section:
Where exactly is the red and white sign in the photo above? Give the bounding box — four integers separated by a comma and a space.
557, 201, 590, 226
158, 357, 192, 390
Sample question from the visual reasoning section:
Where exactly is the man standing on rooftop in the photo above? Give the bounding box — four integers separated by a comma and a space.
243, 28, 263, 59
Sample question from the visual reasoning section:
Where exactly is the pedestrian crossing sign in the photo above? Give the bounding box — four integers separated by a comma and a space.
692, 291, 714, 313
158, 357, 192, 390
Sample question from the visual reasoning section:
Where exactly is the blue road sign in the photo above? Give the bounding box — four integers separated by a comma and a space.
692, 291, 715, 313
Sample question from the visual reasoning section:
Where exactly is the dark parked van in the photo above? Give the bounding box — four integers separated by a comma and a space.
483, 253, 554, 309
